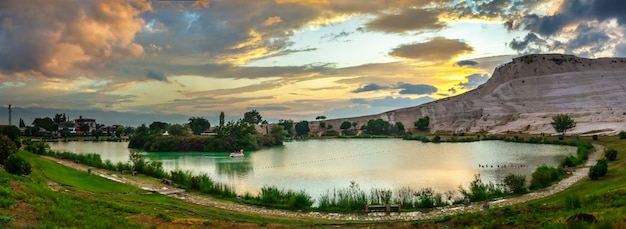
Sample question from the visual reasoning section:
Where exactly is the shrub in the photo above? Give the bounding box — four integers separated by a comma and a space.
530, 165, 565, 190
503, 174, 526, 194
589, 159, 608, 180
619, 131, 626, 139
4, 154, 32, 175
592, 135, 598, 140
605, 149, 618, 161
0, 135, 17, 164
432, 135, 441, 143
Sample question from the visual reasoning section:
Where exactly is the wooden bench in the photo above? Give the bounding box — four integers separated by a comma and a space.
365, 204, 401, 215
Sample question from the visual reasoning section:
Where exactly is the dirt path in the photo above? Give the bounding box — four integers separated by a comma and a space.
43, 145, 603, 221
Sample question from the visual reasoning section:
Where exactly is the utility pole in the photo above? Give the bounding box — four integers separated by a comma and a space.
8, 104, 12, 126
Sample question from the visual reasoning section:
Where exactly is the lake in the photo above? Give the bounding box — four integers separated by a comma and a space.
48, 139, 574, 198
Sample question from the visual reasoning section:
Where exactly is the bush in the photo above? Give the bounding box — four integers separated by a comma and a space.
619, 131, 626, 139
0, 135, 18, 164
4, 154, 32, 175
503, 174, 526, 194
592, 135, 598, 140
589, 159, 608, 180
605, 149, 618, 161
530, 165, 565, 190
432, 135, 441, 143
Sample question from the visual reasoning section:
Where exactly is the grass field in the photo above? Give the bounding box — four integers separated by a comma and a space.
1, 135, 625, 228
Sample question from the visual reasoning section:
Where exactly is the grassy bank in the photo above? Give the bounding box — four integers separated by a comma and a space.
412, 135, 626, 228
0, 151, 345, 228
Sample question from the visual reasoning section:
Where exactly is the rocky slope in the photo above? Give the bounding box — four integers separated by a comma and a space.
318, 54, 626, 135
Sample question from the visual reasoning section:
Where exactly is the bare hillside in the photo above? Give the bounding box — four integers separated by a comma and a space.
316, 54, 626, 136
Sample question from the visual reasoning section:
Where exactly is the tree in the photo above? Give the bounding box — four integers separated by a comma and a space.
295, 121, 310, 137
219, 111, 225, 127
188, 116, 211, 135
414, 116, 430, 131
32, 117, 58, 132
278, 119, 294, 136
395, 122, 405, 133
243, 109, 263, 125
168, 124, 188, 136
0, 135, 18, 164
340, 121, 352, 131
79, 124, 90, 132
149, 121, 169, 134
551, 114, 576, 136
115, 126, 125, 137
315, 115, 326, 120
362, 119, 392, 135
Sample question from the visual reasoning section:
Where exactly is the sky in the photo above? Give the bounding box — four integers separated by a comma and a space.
1, 0, 626, 126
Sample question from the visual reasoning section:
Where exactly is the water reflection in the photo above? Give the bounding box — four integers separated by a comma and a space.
215, 157, 253, 178
48, 139, 575, 198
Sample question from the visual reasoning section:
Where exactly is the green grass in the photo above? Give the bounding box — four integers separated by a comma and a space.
22, 151, 141, 193
0, 151, 351, 228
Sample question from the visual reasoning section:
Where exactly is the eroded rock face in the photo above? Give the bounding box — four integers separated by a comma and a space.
320, 54, 626, 135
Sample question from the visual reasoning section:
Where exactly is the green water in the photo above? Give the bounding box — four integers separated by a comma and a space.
49, 139, 574, 198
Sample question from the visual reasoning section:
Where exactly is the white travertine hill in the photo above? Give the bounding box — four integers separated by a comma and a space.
317, 54, 626, 136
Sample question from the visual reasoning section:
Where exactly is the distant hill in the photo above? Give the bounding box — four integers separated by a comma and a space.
316, 54, 626, 136
0, 107, 190, 127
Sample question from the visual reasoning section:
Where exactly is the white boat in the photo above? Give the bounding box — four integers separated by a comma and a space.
229, 149, 244, 157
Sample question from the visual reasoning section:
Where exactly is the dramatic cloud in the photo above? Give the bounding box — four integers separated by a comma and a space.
0, 0, 147, 77
389, 37, 474, 62
352, 83, 389, 93
459, 74, 490, 89
509, 33, 547, 54
365, 8, 444, 33
396, 83, 437, 95
456, 60, 479, 66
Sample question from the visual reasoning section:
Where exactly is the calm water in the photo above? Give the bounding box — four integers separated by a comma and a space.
49, 139, 574, 198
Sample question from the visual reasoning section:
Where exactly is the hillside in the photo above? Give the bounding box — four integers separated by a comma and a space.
318, 54, 626, 135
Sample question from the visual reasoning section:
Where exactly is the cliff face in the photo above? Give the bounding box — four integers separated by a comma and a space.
318, 54, 626, 135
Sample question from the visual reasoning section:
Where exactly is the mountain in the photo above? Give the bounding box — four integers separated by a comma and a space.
0, 107, 190, 127
319, 54, 626, 135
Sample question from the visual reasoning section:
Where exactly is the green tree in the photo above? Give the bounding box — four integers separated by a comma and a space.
60, 127, 71, 139
115, 126, 125, 137
168, 124, 188, 136
295, 121, 310, 137
315, 116, 326, 120
188, 116, 211, 135
414, 116, 430, 131
0, 126, 21, 149
551, 114, 576, 136
32, 117, 58, 132
340, 121, 352, 131
278, 120, 294, 136
0, 135, 18, 164
149, 121, 169, 134
79, 124, 90, 132
242, 109, 263, 125
395, 122, 405, 133
219, 111, 225, 127
362, 119, 392, 135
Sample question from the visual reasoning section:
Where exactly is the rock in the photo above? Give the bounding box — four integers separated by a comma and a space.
309, 54, 626, 135
567, 213, 597, 224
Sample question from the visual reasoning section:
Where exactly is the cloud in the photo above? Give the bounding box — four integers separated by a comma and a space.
459, 73, 490, 89
263, 16, 283, 26
352, 83, 389, 93
456, 60, 478, 66
508, 33, 547, 54
395, 83, 437, 95
0, 0, 147, 77
389, 37, 474, 62
146, 70, 168, 82
365, 8, 444, 33
247, 106, 289, 111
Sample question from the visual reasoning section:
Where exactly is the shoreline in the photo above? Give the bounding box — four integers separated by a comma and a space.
42, 144, 602, 221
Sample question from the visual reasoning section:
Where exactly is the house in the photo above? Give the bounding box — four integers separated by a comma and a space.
75, 115, 96, 135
